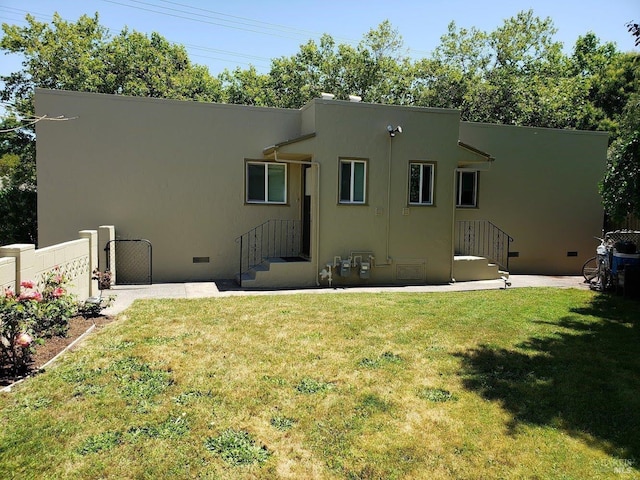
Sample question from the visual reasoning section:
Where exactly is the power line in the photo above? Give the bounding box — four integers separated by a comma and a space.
0, 7, 272, 70
1, 2, 430, 72
146, 0, 347, 41
101, 0, 317, 41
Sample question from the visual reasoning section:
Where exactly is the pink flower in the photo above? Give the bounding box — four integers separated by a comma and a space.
20, 280, 35, 289
54, 275, 63, 284
19, 290, 42, 302
16, 332, 33, 348
3, 288, 15, 299
52, 287, 65, 298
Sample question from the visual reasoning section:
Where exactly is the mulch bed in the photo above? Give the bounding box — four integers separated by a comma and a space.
1, 315, 115, 387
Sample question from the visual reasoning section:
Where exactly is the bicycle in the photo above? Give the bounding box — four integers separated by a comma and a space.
582, 236, 613, 290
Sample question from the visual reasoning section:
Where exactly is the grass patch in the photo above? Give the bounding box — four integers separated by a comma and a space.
269, 414, 296, 431
359, 350, 403, 368
78, 415, 189, 455
77, 431, 123, 455
295, 377, 334, 394
204, 428, 271, 465
0, 289, 638, 478
418, 387, 457, 402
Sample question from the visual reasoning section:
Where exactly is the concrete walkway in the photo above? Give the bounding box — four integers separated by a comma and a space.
101, 275, 589, 316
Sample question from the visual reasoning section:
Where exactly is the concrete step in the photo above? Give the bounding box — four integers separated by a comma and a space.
453, 256, 503, 282
237, 257, 315, 288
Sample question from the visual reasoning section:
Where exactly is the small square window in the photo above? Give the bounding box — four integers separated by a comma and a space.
246, 162, 287, 204
339, 159, 367, 204
456, 170, 478, 208
409, 162, 434, 205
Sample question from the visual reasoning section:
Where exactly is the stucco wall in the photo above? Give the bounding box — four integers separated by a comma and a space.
291, 100, 463, 285
458, 122, 608, 275
36, 89, 303, 282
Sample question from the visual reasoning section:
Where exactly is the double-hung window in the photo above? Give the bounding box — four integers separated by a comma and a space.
246, 161, 287, 204
456, 170, 478, 208
409, 162, 435, 205
339, 159, 367, 204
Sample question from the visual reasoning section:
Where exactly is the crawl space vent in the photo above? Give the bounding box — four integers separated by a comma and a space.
396, 263, 426, 281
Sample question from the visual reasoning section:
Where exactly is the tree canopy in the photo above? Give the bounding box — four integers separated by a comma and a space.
1, 10, 639, 243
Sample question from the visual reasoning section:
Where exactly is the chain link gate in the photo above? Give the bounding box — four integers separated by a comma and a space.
105, 239, 152, 285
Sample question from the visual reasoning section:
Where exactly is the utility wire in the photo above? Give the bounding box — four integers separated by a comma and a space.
101, 0, 314, 41
1, 2, 430, 71
136, 0, 347, 41
0, 7, 272, 69
155, 0, 349, 40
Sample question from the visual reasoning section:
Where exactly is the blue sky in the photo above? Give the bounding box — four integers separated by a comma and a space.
0, 0, 638, 77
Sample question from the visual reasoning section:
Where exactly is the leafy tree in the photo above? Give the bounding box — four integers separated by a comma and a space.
600, 88, 640, 221
412, 22, 488, 109
465, 10, 586, 127
0, 117, 36, 244
627, 21, 640, 47
267, 35, 333, 108
601, 130, 640, 222
101, 28, 222, 101
219, 66, 273, 106
0, 13, 109, 113
266, 21, 413, 108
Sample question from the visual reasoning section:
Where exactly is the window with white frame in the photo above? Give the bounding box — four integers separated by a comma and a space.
409, 162, 435, 205
339, 159, 367, 204
246, 161, 287, 204
456, 170, 478, 207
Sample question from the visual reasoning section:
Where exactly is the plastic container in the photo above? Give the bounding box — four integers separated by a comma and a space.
612, 251, 640, 274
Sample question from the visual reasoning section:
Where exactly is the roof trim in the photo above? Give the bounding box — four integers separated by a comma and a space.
458, 141, 494, 162
263, 132, 316, 156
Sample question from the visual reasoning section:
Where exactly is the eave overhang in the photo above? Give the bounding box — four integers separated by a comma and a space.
457, 141, 494, 167
262, 133, 316, 160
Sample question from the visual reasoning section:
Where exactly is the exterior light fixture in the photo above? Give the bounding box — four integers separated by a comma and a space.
387, 125, 402, 137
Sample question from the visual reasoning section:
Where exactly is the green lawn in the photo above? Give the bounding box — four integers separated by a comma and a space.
1, 288, 638, 479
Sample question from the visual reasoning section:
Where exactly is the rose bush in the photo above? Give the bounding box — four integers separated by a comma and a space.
38, 267, 77, 337
0, 281, 41, 376
1, 268, 78, 377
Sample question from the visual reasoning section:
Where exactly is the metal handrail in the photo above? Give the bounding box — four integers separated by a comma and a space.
235, 219, 302, 286
455, 220, 513, 271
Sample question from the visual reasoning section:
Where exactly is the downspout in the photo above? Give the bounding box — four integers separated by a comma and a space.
376, 136, 394, 266
273, 150, 322, 285
386, 136, 392, 263
450, 170, 457, 282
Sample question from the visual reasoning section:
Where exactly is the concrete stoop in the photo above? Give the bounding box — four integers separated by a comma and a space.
238, 257, 316, 288
453, 255, 505, 282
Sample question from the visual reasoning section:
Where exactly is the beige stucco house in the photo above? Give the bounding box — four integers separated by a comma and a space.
34, 88, 608, 287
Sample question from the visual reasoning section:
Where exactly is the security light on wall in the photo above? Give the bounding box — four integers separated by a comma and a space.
387, 125, 402, 137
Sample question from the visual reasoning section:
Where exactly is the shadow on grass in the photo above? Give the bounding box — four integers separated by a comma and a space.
457, 294, 640, 460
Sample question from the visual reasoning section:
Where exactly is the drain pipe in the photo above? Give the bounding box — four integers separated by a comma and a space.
450, 171, 457, 282
273, 150, 322, 285
377, 134, 395, 266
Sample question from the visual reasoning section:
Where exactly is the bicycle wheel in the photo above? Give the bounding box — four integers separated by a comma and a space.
582, 256, 598, 282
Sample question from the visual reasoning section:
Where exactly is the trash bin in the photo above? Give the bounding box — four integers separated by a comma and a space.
619, 264, 640, 299
612, 251, 640, 275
